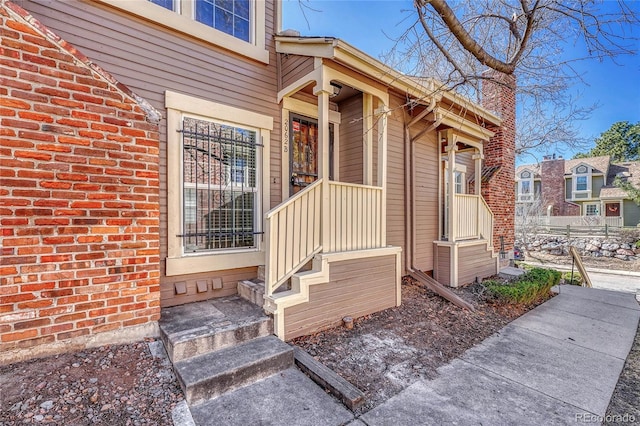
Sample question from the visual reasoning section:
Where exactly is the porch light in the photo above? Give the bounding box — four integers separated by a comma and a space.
330, 81, 342, 98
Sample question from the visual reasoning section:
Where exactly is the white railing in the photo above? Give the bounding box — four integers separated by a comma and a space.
454, 194, 479, 240
453, 194, 494, 245
265, 179, 322, 296
478, 196, 494, 246
328, 181, 384, 252
518, 215, 623, 228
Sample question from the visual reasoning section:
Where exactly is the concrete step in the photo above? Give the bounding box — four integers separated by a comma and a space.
175, 335, 294, 405
238, 278, 294, 308
189, 367, 353, 425
159, 296, 273, 363
237, 279, 265, 308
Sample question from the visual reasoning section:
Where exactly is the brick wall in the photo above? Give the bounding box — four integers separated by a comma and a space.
481, 70, 516, 254
0, 2, 161, 362
540, 158, 580, 216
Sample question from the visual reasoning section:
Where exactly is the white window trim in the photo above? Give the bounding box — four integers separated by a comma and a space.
584, 202, 600, 216
165, 91, 272, 276
571, 165, 593, 200
517, 170, 534, 202
96, 0, 268, 64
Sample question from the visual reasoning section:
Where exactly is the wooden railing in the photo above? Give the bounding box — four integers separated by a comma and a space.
265, 179, 322, 296
478, 196, 494, 246
516, 215, 623, 228
453, 194, 494, 245
328, 181, 384, 252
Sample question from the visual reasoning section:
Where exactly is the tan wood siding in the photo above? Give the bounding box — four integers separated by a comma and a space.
160, 266, 257, 307
283, 255, 397, 340
385, 95, 407, 271
281, 55, 314, 89
458, 244, 496, 285
338, 94, 364, 184
435, 243, 451, 286
21, 0, 281, 306
413, 127, 438, 271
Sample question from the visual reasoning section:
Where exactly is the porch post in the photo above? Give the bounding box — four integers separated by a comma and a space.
314, 82, 331, 250
363, 93, 373, 185
473, 151, 483, 196
473, 150, 484, 239
446, 130, 457, 241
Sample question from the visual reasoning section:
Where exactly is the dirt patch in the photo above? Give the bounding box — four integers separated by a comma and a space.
526, 251, 640, 272
291, 277, 550, 414
0, 340, 183, 425
605, 320, 640, 425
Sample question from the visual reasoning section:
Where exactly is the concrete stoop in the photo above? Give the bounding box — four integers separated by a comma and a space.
175, 335, 293, 405
159, 295, 354, 425
158, 296, 292, 406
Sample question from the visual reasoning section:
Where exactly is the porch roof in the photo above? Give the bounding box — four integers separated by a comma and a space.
274, 35, 502, 130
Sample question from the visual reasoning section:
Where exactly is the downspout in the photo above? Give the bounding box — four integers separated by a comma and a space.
404, 98, 439, 273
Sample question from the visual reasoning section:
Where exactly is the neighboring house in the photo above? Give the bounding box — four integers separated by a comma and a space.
0, 0, 514, 361
516, 155, 640, 226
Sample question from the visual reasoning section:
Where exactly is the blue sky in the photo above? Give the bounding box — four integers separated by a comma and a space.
282, 1, 640, 160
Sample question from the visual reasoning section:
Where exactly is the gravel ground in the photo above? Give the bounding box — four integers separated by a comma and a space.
0, 275, 637, 424
605, 320, 640, 425
291, 277, 548, 414
0, 339, 183, 425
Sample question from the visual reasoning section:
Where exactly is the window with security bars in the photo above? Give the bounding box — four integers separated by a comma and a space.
181, 116, 259, 253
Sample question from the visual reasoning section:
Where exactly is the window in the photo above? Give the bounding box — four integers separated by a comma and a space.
572, 164, 592, 199
149, 0, 174, 11
181, 117, 258, 253
517, 169, 534, 202
585, 204, 599, 216
165, 91, 272, 276
98, 0, 267, 63
195, 0, 250, 42
454, 172, 464, 194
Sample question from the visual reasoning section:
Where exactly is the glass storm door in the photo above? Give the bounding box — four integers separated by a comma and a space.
289, 115, 334, 195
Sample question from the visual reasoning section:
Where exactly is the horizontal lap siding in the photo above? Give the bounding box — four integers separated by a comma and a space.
435, 244, 451, 286
284, 255, 397, 340
385, 96, 406, 271
338, 94, 363, 184
281, 55, 314, 89
458, 244, 495, 285
22, 0, 281, 306
414, 127, 438, 272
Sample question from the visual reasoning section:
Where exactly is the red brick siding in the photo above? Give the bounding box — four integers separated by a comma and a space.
481, 71, 516, 253
540, 158, 579, 216
0, 3, 160, 354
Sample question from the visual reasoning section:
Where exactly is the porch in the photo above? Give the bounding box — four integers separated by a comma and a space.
432, 129, 499, 287
264, 46, 402, 340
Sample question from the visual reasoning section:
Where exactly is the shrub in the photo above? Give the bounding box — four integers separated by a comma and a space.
484, 267, 561, 305
561, 271, 583, 286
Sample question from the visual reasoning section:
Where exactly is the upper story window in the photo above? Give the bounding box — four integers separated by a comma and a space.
98, 0, 268, 63
195, 0, 251, 42
571, 164, 592, 199
517, 170, 534, 202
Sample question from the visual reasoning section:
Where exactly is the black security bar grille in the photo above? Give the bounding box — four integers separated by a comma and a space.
179, 117, 261, 252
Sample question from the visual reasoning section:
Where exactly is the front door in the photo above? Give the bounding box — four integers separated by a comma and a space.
605, 202, 620, 217
289, 114, 333, 195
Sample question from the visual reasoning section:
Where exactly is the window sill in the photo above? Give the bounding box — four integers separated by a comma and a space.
95, 0, 269, 64
166, 249, 265, 276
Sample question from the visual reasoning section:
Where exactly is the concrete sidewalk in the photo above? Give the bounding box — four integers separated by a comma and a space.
360, 285, 640, 425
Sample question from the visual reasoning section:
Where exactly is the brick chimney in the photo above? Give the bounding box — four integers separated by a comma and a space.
481, 70, 516, 258
540, 157, 579, 216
